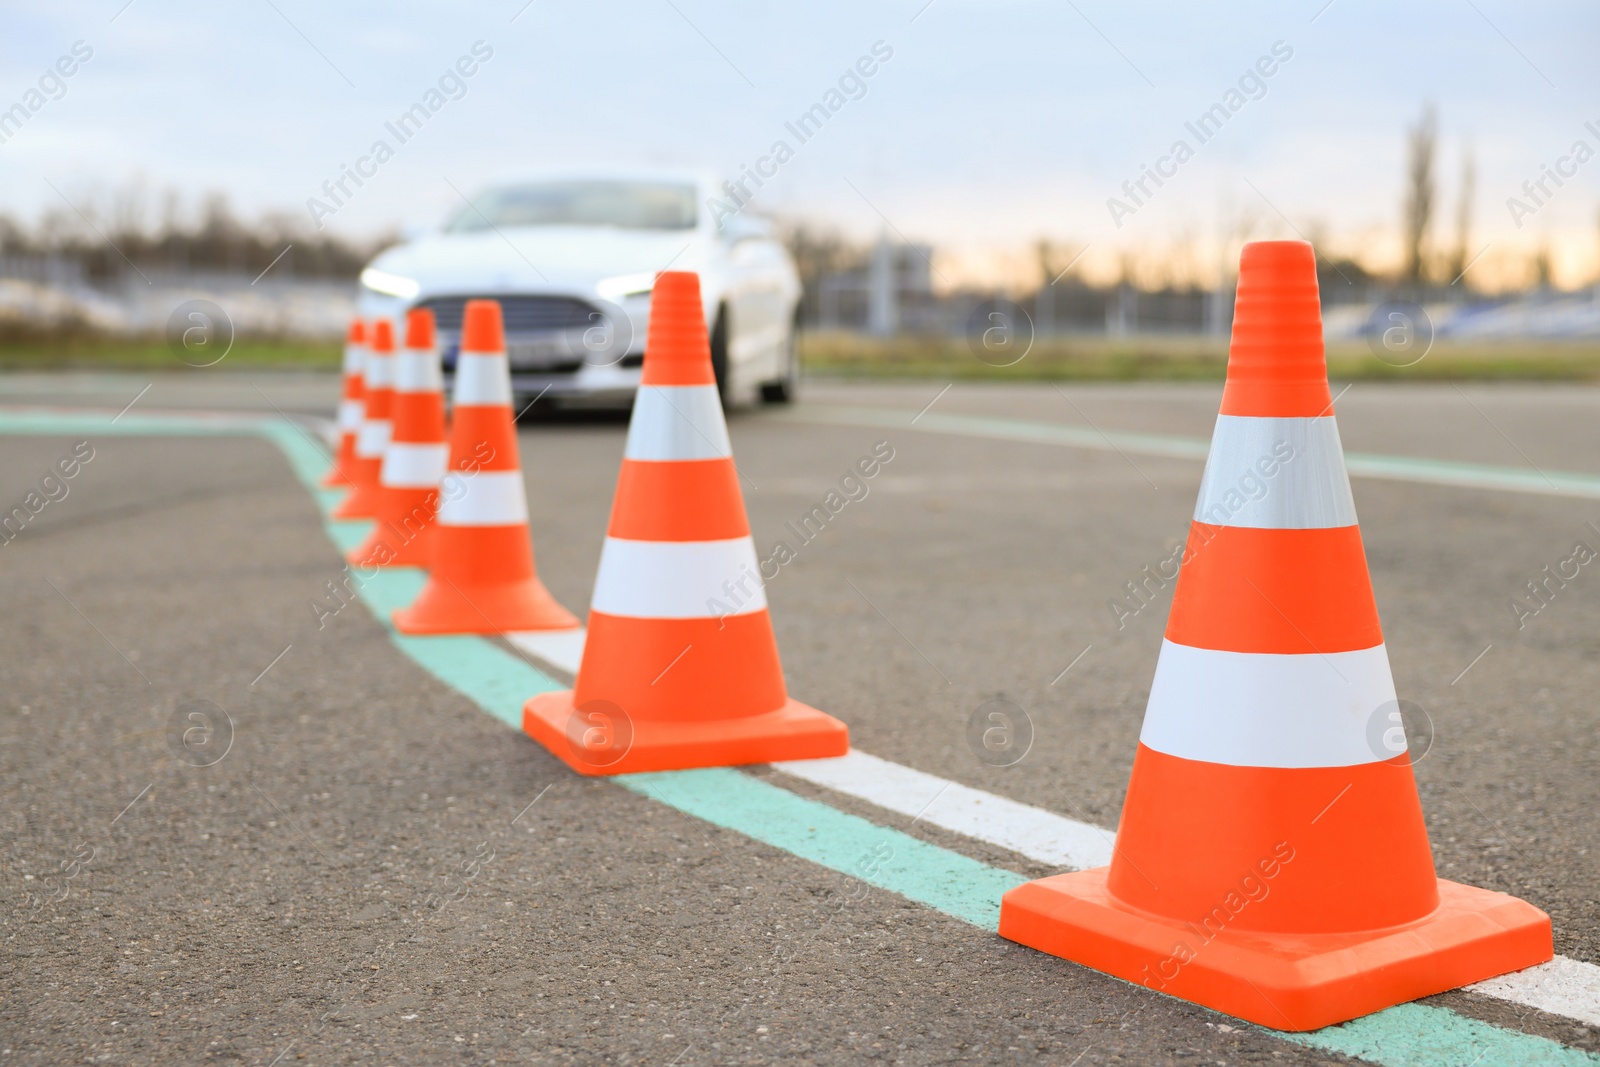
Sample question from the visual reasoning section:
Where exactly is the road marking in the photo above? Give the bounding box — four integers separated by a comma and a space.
505, 628, 586, 675
1282, 1001, 1600, 1066
111, 383, 152, 423
1469, 955, 1600, 1028
778, 404, 1600, 501
624, 768, 1025, 928
7, 404, 1600, 1065
771, 749, 1113, 871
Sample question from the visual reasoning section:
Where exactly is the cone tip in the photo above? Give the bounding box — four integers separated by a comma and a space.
347, 319, 366, 344
1222, 240, 1330, 418
640, 271, 715, 386
404, 307, 436, 350
1239, 239, 1317, 273
369, 318, 396, 352
461, 299, 505, 354
654, 270, 699, 301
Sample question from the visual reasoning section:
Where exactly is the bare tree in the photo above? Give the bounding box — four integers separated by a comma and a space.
1402, 104, 1438, 285
1534, 242, 1552, 290
1035, 238, 1057, 290
779, 220, 867, 327
1448, 146, 1475, 287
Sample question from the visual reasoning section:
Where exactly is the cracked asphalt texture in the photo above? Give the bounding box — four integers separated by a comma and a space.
2, 372, 1597, 1064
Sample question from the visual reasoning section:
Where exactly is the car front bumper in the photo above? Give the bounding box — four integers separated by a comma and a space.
444, 356, 644, 408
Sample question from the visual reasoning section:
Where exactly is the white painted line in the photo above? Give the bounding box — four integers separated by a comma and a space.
505, 627, 587, 677
1468, 956, 1600, 1028
781, 405, 1600, 501
770, 749, 1115, 872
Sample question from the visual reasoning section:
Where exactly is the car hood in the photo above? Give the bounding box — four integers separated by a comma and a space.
368, 227, 710, 297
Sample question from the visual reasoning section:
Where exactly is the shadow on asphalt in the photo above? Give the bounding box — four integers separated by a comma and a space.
514, 401, 631, 428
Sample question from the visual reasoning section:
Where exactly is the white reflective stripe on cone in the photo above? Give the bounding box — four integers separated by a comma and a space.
1139, 638, 1401, 768
591, 537, 765, 618
394, 349, 443, 392
342, 343, 364, 374
363, 354, 394, 389
380, 442, 448, 488
453, 353, 513, 406
624, 385, 732, 461
436, 469, 529, 526
337, 399, 364, 431
1193, 415, 1357, 530
355, 419, 391, 458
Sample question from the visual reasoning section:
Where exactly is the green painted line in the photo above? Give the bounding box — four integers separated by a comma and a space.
1285, 1002, 1599, 1066
783, 403, 1600, 501
619, 768, 1027, 929
0, 409, 265, 438
4, 405, 1596, 1067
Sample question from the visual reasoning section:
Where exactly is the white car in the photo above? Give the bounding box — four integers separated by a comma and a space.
356, 169, 801, 409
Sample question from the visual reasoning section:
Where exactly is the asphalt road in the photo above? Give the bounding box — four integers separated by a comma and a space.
2, 372, 1598, 1065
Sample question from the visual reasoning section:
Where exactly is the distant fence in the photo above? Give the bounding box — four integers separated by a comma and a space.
0, 259, 355, 339
807, 273, 1600, 341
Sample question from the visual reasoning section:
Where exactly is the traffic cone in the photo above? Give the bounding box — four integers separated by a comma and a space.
331, 318, 395, 519
347, 308, 448, 568
321, 318, 366, 487
998, 241, 1551, 1031
522, 271, 849, 776
392, 299, 578, 634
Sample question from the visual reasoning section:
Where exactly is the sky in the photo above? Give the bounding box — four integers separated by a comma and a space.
2, 0, 1597, 290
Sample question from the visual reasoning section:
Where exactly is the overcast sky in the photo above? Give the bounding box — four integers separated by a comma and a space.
3, 0, 1596, 288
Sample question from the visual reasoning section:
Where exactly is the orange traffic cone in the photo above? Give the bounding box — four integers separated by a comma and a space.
522, 271, 849, 776
322, 318, 366, 487
331, 318, 395, 519
392, 299, 578, 634
998, 241, 1551, 1030
347, 308, 448, 568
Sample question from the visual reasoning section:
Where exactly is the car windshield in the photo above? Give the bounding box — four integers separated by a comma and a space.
445, 180, 698, 232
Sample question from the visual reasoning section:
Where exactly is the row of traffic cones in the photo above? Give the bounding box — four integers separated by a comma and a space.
325, 249, 1550, 1033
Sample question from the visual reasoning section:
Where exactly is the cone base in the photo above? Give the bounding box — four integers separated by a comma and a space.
998, 868, 1551, 1031
392, 575, 579, 635
522, 691, 849, 776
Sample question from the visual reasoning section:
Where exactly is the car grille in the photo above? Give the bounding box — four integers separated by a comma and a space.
419, 293, 642, 375
414, 294, 600, 333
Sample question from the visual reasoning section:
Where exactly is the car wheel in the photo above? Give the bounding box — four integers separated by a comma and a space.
710, 304, 730, 407
760, 312, 799, 404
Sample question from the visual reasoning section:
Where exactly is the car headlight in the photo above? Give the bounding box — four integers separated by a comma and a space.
360, 267, 420, 300
596, 272, 656, 302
